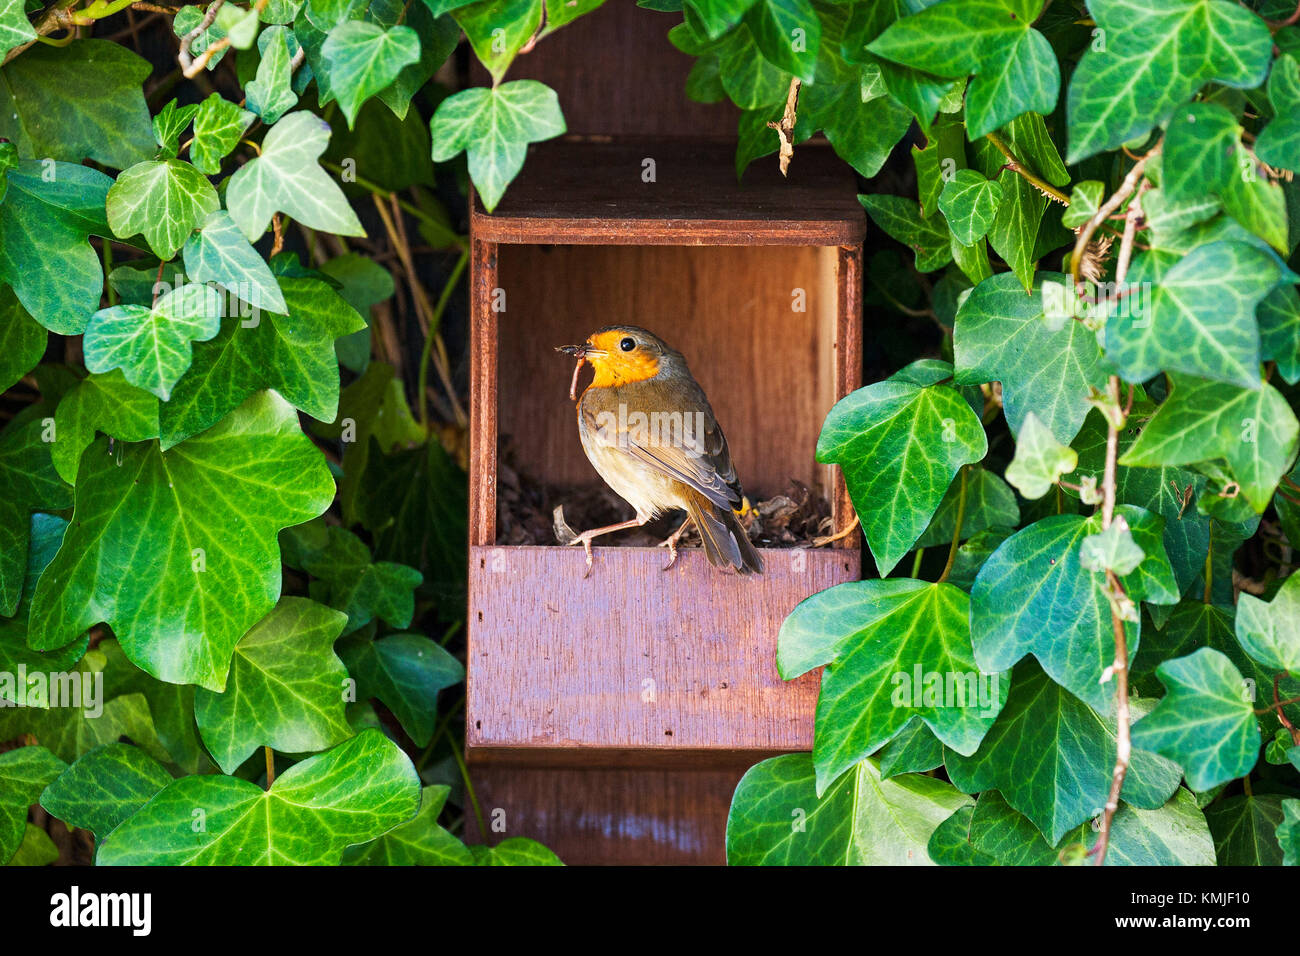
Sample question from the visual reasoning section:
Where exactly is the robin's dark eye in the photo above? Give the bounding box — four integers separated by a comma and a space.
619, 337, 636, 352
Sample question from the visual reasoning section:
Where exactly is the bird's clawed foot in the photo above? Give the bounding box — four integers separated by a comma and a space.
658, 517, 693, 572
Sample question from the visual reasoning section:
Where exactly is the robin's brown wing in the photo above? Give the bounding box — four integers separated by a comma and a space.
581, 376, 745, 513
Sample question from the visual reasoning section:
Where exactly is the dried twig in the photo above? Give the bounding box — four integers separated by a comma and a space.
767, 77, 801, 177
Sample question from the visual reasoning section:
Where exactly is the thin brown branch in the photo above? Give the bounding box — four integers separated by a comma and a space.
766, 77, 802, 177
1070, 145, 1158, 287
985, 130, 1070, 205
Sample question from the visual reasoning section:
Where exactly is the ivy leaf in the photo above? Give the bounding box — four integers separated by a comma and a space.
430, 80, 567, 213
1257, 54, 1300, 172
782, 579, 1008, 793
472, 837, 565, 866
0, 746, 65, 864
1235, 572, 1300, 673
246, 25, 299, 124
1078, 518, 1145, 575
106, 159, 219, 260
879, 717, 946, 778
945, 662, 1184, 844
320, 21, 420, 126
1130, 648, 1261, 790
931, 787, 1215, 866
452, 0, 542, 80
38, 743, 172, 846
1062, 180, 1103, 228
685, 0, 759, 39
99, 638, 212, 775
954, 271, 1110, 444
0, 160, 112, 335
0, 286, 45, 396
1162, 102, 1239, 203
82, 283, 224, 401
338, 631, 462, 746
0, 40, 156, 169
50, 371, 159, 486
799, 69, 912, 179
816, 366, 987, 576
343, 785, 472, 865
377, 3, 460, 119
1005, 411, 1078, 498
158, 273, 366, 447
726, 753, 971, 865
1121, 374, 1300, 513
859, 194, 952, 271
96, 730, 420, 865
0, 0, 35, 62
189, 93, 255, 176
0, 412, 72, 617
173, 2, 231, 70
971, 506, 1177, 713
1104, 241, 1279, 390
0, 515, 87, 680
744, 0, 819, 82
28, 392, 336, 691
868, 0, 1059, 140
194, 597, 353, 774
183, 210, 288, 315
1260, 285, 1300, 385
1065, 0, 1273, 162
288, 524, 422, 633
1205, 794, 1286, 865
1278, 800, 1300, 866
8, 824, 57, 866
937, 170, 1003, 245
152, 99, 199, 157
227, 111, 364, 242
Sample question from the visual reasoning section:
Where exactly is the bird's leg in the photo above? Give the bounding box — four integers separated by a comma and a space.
565, 513, 650, 578
658, 516, 694, 571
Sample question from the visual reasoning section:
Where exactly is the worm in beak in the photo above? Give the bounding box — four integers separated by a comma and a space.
556, 344, 588, 401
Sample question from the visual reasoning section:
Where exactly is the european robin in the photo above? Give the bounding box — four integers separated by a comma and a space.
555, 325, 762, 576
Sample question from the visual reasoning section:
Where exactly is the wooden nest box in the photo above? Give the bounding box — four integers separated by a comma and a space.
465, 3, 864, 865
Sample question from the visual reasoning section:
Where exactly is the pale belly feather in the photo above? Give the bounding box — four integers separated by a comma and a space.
578, 410, 686, 519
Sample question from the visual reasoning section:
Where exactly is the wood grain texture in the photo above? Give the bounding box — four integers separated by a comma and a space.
471, 139, 866, 246
466, 765, 745, 865
491, 243, 843, 502
467, 545, 857, 758
468, 0, 741, 140
469, 238, 498, 547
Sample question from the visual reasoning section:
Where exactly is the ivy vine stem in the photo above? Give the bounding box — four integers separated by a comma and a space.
1093, 188, 1146, 867
937, 465, 968, 584
983, 130, 1070, 206
444, 723, 487, 842
1069, 144, 1157, 287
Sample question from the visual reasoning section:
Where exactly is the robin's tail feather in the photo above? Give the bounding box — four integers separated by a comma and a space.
684, 492, 763, 575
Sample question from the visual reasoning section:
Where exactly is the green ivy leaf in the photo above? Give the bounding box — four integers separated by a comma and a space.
1004, 411, 1078, 498
1061, 180, 1103, 228
1121, 373, 1299, 513
96, 729, 420, 865
744, 0, 819, 82
915, 465, 1018, 549
971, 506, 1177, 713
82, 283, 224, 401
246, 25, 300, 124
1257, 54, 1300, 172
342, 785, 472, 865
0, 746, 65, 864
1205, 793, 1286, 865
0, 40, 155, 169
338, 631, 462, 746
227, 111, 364, 241
0, 160, 112, 335
879, 717, 946, 778
1162, 102, 1239, 203
106, 159, 219, 261
190, 93, 255, 176
685, 0, 759, 40
1105, 241, 1280, 390
1065, 0, 1273, 162
799, 69, 912, 179
0, 515, 87, 682
452, 0, 542, 80
159, 271, 363, 448
49, 371, 159, 485
954, 271, 1110, 444
38, 743, 172, 846
28, 391, 335, 691
1260, 285, 1300, 385
859, 194, 952, 271
1235, 572, 1300, 673
1278, 800, 1300, 866
868, 0, 1059, 140
377, 4, 460, 119
937, 170, 1003, 245
152, 99, 199, 157
194, 597, 353, 774
183, 209, 288, 315
7, 824, 57, 866
782, 579, 1008, 793
320, 21, 420, 126
289, 524, 422, 633
726, 753, 971, 865
98, 638, 211, 775
430, 80, 567, 213
0, 286, 45, 395
0, 0, 35, 62
1130, 647, 1261, 790
0, 412, 72, 617
816, 365, 987, 576
472, 837, 565, 866
945, 662, 1184, 843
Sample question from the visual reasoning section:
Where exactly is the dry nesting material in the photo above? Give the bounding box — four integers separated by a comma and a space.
495, 444, 835, 550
